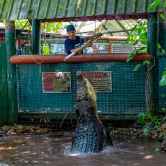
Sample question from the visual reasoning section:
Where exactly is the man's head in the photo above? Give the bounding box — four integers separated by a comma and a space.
66, 24, 76, 39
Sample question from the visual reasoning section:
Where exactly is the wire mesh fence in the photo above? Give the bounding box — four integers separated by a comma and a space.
14, 35, 148, 119
16, 62, 146, 117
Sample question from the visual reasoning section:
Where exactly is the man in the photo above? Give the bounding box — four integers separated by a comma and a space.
64, 24, 84, 55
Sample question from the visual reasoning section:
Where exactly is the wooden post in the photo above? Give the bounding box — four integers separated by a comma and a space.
5, 21, 17, 124
32, 19, 40, 54
147, 13, 159, 113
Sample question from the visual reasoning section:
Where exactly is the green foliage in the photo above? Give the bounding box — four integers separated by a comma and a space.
149, 1, 166, 87
148, 0, 166, 13
15, 20, 31, 30
137, 111, 163, 136
132, 60, 150, 72
138, 112, 161, 127
160, 70, 166, 86
15, 20, 63, 33
128, 0, 166, 84
42, 43, 50, 55
127, 20, 148, 62
40, 22, 63, 55
41, 22, 63, 33
148, 0, 162, 12
128, 21, 147, 48
137, 107, 166, 142
161, 107, 166, 113
127, 20, 149, 71
157, 43, 166, 56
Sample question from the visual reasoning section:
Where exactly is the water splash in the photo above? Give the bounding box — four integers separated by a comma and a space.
64, 144, 115, 157
64, 141, 145, 157
0, 162, 9, 166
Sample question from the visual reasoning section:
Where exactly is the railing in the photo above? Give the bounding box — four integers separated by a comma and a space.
10, 54, 152, 64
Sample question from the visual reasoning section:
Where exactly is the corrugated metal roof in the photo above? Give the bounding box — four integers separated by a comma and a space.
0, 0, 163, 21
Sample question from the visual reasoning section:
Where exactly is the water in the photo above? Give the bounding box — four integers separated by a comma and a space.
0, 132, 165, 166
64, 145, 114, 157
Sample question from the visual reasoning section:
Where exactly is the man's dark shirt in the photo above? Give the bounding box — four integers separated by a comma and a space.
64, 36, 84, 55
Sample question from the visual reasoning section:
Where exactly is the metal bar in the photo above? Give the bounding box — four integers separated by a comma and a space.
158, 14, 166, 111
10, 54, 152, 64
5, 21, 17, 124
32, 19, 40, 54
39, 13, 149, 23
115, 20, 129, 35
158, 16, 166, 56
147, 13, 158, 113
0, 43, 8, 124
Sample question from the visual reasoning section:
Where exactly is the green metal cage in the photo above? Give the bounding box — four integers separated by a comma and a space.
16, 62, 146, 119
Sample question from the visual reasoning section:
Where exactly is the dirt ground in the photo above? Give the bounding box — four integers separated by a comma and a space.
0, 132, 165, 166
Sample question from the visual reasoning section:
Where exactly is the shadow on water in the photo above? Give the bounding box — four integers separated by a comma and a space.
0, 133, 166, 166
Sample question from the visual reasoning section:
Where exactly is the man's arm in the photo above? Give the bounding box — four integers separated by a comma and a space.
64, 33, 102, 61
